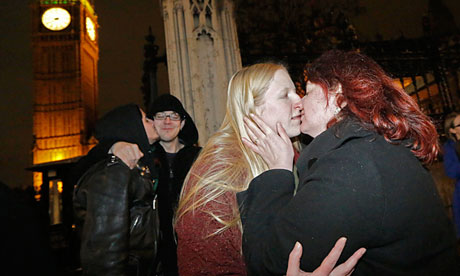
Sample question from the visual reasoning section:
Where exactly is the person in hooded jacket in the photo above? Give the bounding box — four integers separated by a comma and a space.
73, 104, 160, 276
111, 94, 201, 276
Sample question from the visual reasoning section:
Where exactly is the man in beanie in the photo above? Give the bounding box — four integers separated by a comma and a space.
112, 94, 201, 276
73, 104, 161, 276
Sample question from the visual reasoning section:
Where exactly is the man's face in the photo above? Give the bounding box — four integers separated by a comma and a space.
255, 69, 302, 138
140, 109, 159, 144
154, 111, 185, 143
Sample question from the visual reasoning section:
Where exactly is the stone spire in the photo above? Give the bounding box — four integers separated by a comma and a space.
160, 0, 242, 144
141, 26, 166, 111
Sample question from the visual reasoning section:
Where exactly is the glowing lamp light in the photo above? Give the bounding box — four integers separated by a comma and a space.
394, 78, 412, 89
57, 181, 63, 193
33, 172, 43, 202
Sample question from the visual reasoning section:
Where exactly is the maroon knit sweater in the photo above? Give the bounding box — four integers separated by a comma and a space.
176, 163, 247, 276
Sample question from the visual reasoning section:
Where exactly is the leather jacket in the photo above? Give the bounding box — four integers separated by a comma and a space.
74, 155, 159, 276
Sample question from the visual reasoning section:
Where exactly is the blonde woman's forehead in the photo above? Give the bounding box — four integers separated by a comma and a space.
269, 70, 294, 90
274, 68, 292, 81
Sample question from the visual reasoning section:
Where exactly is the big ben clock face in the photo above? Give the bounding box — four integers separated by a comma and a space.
41, 7, 71, 31
86, 17, 96, 41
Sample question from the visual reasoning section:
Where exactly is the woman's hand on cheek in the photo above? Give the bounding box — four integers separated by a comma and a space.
242, 113, 294, 171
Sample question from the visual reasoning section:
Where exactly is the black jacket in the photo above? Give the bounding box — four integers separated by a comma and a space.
238, 118, 459, 276
155, 143, 202, 223
72, 104, 160, 276
154, 142, 201, 275
74, 156, 159, 276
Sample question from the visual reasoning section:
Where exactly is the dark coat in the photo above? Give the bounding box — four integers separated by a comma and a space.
74, 156, 159, 276
238, 118, 459, 276
155, 143, 201, 227
153, 142, 201, 275
72, 104, 160, 276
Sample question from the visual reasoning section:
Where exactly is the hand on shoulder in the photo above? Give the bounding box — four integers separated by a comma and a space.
111, 141, 144, 169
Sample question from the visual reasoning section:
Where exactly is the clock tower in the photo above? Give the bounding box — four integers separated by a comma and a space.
31, 0, 99, 194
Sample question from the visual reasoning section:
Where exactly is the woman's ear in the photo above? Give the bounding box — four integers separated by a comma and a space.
449, 127, 456, 135
335, 83, 343, 94
333, 84, 347, 109
338, 98, 347, 109
180, 119, 186, 130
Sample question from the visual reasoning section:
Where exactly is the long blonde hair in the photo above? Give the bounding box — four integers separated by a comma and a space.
175, 63, 286, 235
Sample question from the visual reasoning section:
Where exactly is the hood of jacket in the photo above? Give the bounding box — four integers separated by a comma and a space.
95, 104, 155, 171
95, 104, 150, 154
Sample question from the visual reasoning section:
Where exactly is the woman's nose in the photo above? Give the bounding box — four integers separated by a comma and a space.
293, 100, 303, 111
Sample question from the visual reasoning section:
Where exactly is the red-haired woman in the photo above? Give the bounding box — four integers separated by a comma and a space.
240, 50, 459, 275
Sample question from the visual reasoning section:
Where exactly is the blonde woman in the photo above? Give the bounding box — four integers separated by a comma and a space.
175, 63, 365, 276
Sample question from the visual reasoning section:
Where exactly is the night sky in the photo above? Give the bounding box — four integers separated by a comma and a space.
1, 0, 459, 189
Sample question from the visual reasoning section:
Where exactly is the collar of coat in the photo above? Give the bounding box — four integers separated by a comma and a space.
296, 118, 376, 176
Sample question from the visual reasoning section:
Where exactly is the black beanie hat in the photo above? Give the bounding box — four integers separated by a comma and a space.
148, 94, 199, 146
149, 94, 187, 119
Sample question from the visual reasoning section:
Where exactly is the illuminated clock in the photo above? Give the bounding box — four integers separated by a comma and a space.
41, 7, 71, 31
86, 17, 96, 41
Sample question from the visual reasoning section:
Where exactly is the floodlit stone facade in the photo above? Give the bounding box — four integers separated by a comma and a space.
161, 0, 242, 144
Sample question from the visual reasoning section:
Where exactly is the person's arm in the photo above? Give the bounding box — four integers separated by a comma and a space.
237, 169, 297, 275
443, 142, 460, 179
77, 160, 131, 275
238, 154, 382, 275
111, 141, 144, 169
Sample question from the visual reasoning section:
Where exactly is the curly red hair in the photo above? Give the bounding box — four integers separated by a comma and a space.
306, 50, 439, 164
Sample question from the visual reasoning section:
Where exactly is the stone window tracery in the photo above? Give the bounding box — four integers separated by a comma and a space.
190, 0, 214, 37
